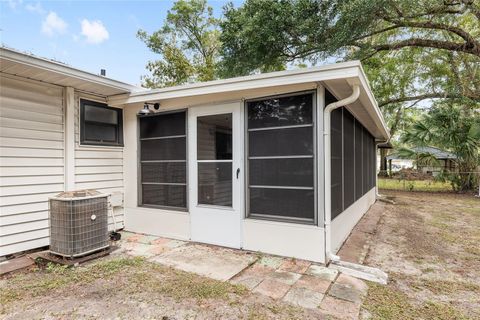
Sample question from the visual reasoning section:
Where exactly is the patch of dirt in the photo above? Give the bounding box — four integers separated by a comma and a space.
362, 190, 480, 319
0, 256, 326, 319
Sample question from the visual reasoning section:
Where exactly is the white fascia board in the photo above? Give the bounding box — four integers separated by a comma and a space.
108, 61, 362, 106
0, 47, 140, 93
356, 65, 390, 141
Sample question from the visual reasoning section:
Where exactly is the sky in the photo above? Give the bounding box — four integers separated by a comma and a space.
0, 0, 241, 86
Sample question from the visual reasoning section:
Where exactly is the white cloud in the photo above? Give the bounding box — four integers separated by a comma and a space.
26, 2, 45, 14
80, 19, 109, 44
42, 12, 67, 36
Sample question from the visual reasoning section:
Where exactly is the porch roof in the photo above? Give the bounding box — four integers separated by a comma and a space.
108, 61, 390, 141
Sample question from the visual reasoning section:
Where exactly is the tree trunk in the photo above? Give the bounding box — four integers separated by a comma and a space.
379, 148, 388, 176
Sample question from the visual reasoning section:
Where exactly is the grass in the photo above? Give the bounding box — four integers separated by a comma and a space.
378, 178, 453, 192
364, 282, 470, 320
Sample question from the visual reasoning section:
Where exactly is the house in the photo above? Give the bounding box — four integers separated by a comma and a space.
0, 47, 389, 263
386, 146, 457, 176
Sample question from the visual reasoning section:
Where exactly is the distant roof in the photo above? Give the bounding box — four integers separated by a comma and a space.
387, 146, 457, 161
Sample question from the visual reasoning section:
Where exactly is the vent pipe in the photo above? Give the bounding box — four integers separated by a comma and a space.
100, 69, 106, 76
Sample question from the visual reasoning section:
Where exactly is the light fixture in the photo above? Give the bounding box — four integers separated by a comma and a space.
154, 102, 160, 110
138, 103, 155, 116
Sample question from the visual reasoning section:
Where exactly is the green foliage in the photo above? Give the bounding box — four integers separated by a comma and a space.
138, 0, 221, 88
220, 0, 480, 139
401, 103, 480, 191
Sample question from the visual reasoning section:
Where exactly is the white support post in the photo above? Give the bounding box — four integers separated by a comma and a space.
64, 87, 75, 191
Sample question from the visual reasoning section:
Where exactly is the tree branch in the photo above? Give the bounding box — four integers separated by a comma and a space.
378, 92, 478, 107
372, 38, 480, 57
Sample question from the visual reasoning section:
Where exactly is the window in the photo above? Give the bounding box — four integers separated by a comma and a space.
139, 111, 187, 210
246, 92, 315, 224
80, 99, 123, 146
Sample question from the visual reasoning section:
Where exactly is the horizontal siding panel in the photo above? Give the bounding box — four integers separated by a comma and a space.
75, 150, 123, 159
76, 166, 123, 175
1, 228, 49, 247
0, 147, 63, 158
89, 186, 124, 194
75, 180, 123, 190
0, 137, 63, 149
0, 175, 64, 187
75, 158, 123, 166
0, 126, 63, 141
0, 237, 49, 256
0, 166, 64, 176
0, 83, 63, 106
0, 117, 63, 132
0, 202, 48, 216
0, 97, 63, 116
75, 173, 123, 183
0, 157, 64, 166
0, 106, 63, 124
0, 192, 59, 206
1, 211, 48, 225
0, 219, 48, 235
0, 183, 64, 197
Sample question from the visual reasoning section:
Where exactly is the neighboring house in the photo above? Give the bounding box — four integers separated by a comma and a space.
0, 47, 390, 263
386, 146, 458, 176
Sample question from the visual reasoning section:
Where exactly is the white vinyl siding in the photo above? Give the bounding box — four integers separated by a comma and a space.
0, 76, 64, 256
74, 94, 125, 230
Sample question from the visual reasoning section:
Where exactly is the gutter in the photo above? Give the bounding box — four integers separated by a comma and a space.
324, 84, 361, 263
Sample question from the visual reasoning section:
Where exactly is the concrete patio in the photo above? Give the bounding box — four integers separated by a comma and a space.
116, 231, 369, 319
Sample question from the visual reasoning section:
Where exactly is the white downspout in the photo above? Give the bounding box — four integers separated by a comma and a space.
324, 84, 361, 263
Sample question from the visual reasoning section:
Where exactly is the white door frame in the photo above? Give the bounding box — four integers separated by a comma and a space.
188, 102, 244, 248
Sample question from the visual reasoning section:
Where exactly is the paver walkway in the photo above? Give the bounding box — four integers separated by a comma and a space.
117, 231, 368, 319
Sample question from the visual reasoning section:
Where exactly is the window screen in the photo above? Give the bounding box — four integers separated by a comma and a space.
327, 90, 377, 220
80, 100, 123, 146
247, 92, 315, 224
139, 111, 187, 209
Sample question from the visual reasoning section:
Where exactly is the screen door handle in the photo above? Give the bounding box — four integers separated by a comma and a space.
236, 168, 240, 179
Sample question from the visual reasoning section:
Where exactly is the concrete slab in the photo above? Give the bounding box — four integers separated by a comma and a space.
0, 256, 34, 275
150, 244, 257, 281
306, 265, 338, 281
252, 279, 291, 299
283, 287, 324, 309
294, 274, 332, 294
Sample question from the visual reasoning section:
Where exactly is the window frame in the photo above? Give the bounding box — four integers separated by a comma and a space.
80, 99, 124, 147
137, 109, 188, 212
244, 90, 317, 225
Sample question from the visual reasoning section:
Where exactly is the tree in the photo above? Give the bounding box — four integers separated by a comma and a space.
220, 0, 480, 173
138, 0, 221, 88
401, 103, 480, 191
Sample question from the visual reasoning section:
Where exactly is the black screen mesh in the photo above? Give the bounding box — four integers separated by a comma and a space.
139, 111, 187, 209
328, 90, 377, 220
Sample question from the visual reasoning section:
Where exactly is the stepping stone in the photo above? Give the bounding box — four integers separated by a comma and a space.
306, 265, 338, 281
257, 256, 285, 269
294, 274, 332, 294
335, 273, 369, 297
253, 279, 291, 299
277, 259, 311, 273
266, 271, 302, 285
320, 295, 361, 320
230, 274, 264, 290
283, 287, 324, 309
328, 283, 363, 304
